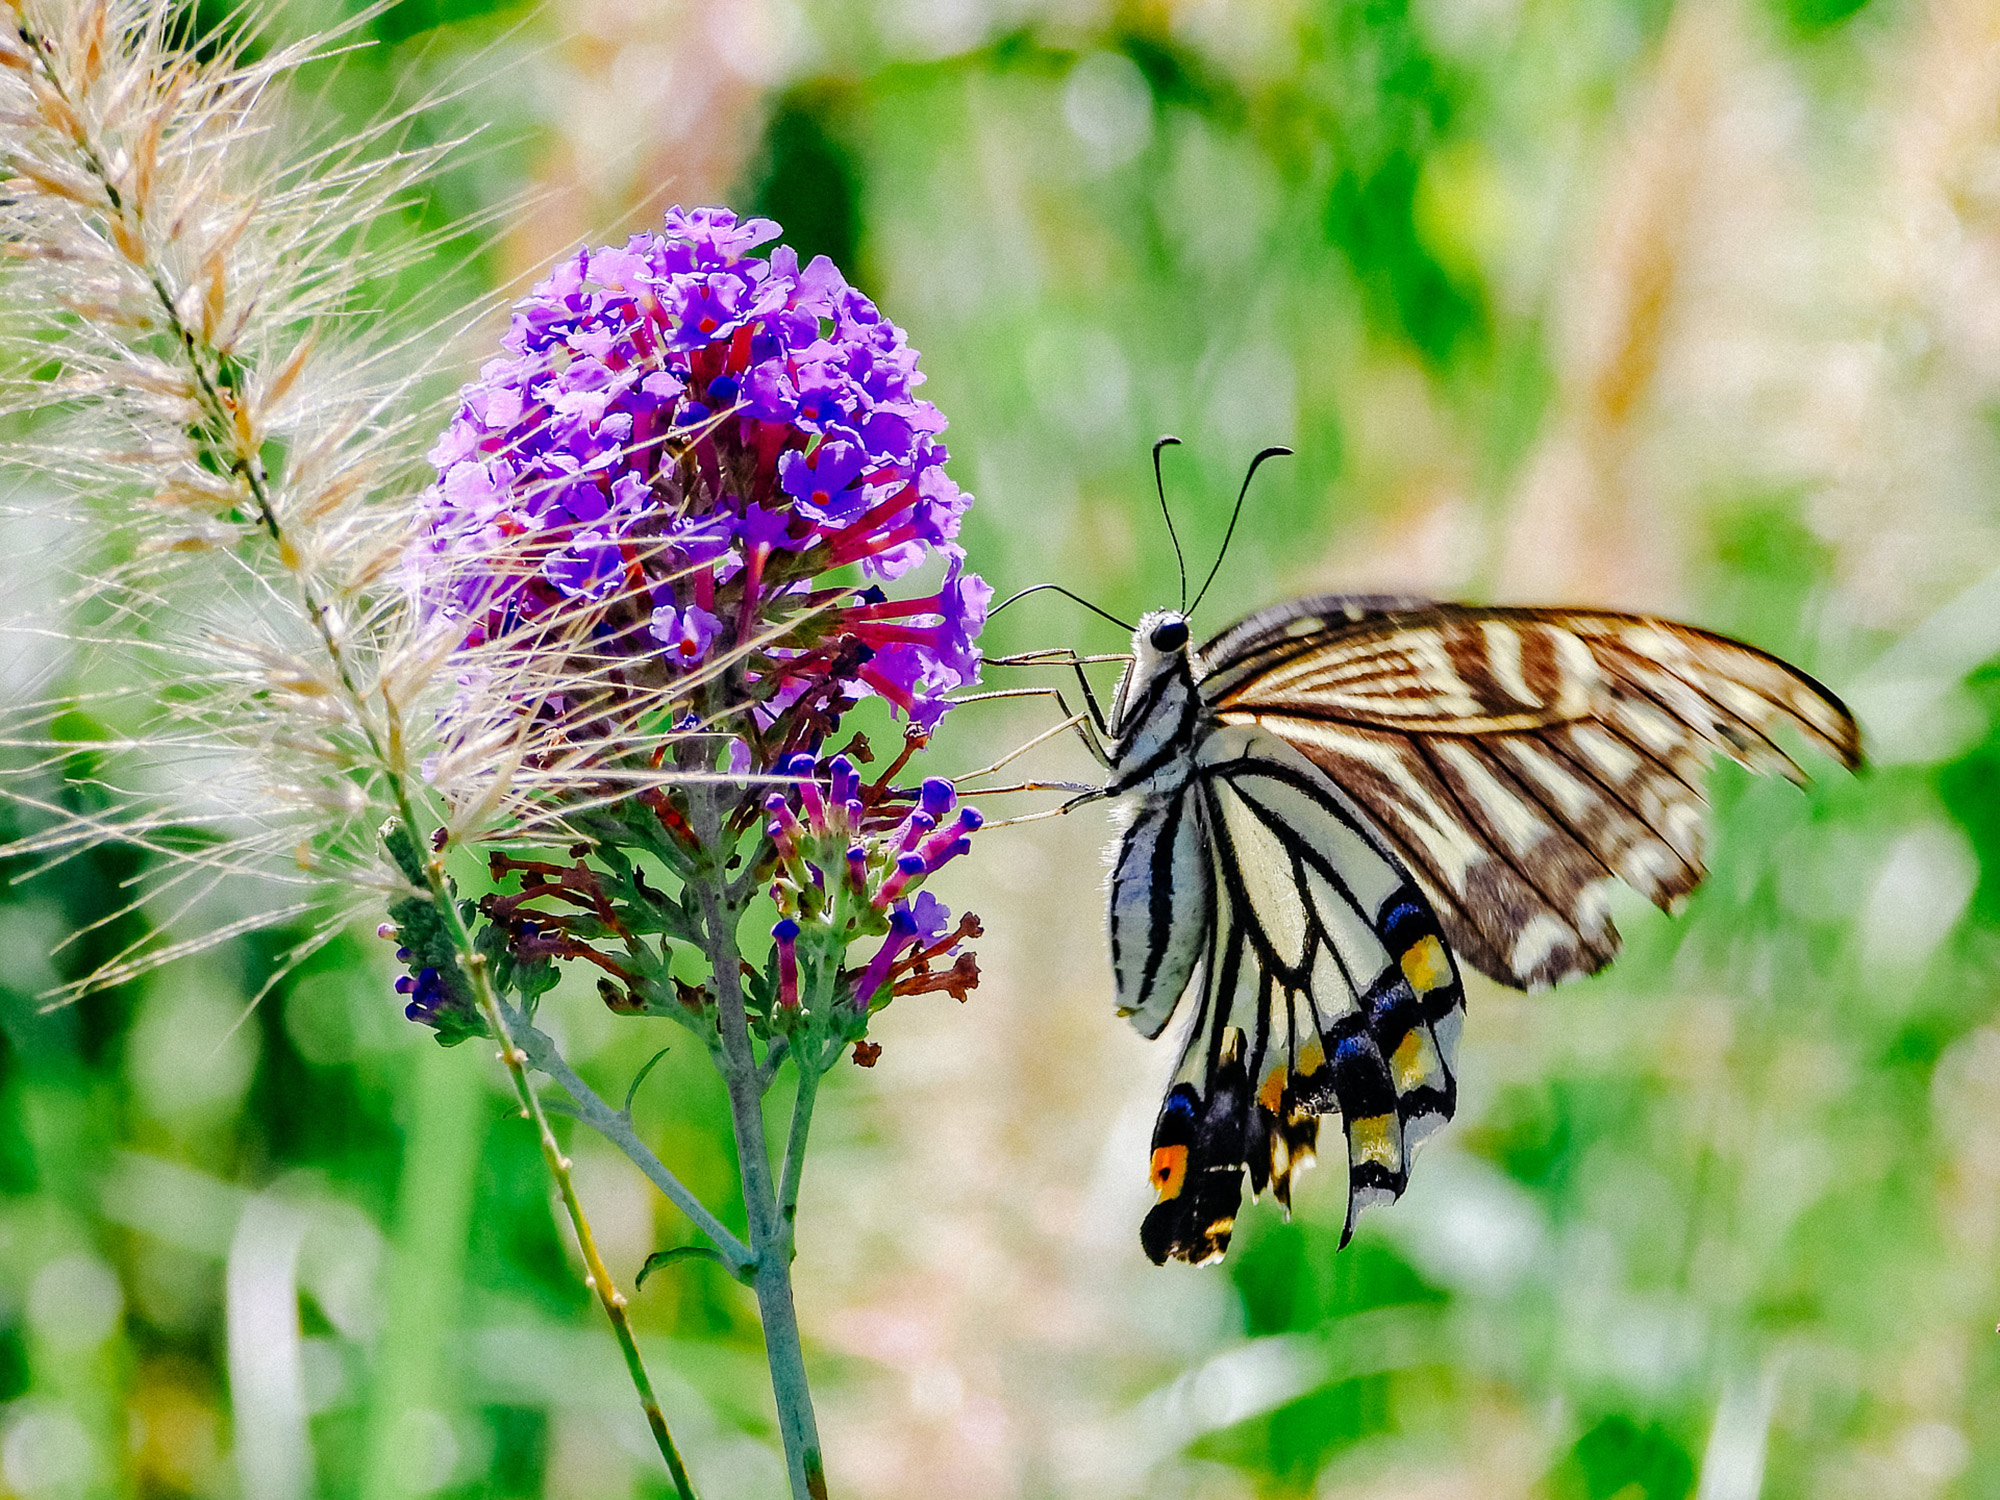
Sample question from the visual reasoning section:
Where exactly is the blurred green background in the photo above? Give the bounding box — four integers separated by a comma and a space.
5, 0, 2000, 1496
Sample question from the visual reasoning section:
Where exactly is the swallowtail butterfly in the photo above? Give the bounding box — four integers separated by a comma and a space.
1001, 444, 1865, 1266
1095, 592, 1858, 1264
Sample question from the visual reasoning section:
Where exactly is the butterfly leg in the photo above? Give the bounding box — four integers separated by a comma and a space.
947, 684, 1112, 768
981, 649, 1124, 744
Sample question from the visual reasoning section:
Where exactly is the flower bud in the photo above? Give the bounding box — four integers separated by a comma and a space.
873, 851, 929, 909
772, 918, 801, 1010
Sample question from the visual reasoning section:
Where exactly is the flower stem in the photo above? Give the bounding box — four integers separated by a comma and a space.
689, 789, 828, 1500
777, 1049, 824, 1235
508, 1008, 754, 1274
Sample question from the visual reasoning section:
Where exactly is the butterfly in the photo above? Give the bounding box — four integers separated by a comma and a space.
998, 445, 1864, 1267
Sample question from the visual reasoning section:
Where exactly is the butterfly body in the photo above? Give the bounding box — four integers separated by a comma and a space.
1099, 594, 1860, 1266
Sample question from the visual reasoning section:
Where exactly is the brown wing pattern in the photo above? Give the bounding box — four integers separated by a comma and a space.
1202, 601, 1862, 991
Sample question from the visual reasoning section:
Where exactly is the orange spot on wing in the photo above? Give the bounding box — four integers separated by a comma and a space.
1258, 1065, 1288, 1116
1150, 1144, 1188, 1202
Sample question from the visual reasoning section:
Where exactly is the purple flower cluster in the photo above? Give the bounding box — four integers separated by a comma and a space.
767, 756, 981, 1017
413, 206, 990, 733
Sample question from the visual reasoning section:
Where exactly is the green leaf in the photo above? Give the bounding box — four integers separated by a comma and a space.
636, 1245, 726, 1288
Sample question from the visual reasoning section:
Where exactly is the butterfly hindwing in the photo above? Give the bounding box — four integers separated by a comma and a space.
1137, 725, 1466, 1264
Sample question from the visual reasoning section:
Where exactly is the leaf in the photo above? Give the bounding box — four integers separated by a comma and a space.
636, 1245, 725, 1288
622, 1046, 672, 1117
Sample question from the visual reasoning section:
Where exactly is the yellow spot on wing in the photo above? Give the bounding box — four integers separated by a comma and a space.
1401, 935, 1449, 994
1297, 1034, 1325, 1075
1349, 1113, 1401, 1171
1391, 1028, 1439, 1093
1151, 1144, 1187, 1202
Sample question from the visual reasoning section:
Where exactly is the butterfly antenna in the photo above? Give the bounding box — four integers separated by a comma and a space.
1188, 445, 1293, 618
1152, 434, 1187, 611
989, 583, 1136, 633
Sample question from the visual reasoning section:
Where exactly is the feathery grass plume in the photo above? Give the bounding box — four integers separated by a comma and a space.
0, 0, 480, 994
0, 0, 696, 989
0, 4, 709, 1493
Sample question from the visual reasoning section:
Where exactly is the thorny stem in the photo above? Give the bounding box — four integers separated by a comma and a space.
4, 14, 699, 1493
689, 786, 829, 1500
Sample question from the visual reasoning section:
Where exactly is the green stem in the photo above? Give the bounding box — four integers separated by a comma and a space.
509, 1008, 754, 1276
688, 789, 828, 1500
776, 1052, 823, 1237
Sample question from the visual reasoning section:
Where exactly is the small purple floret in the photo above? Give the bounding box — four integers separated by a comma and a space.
872, 849, 929, 910
853, 905, 921, 1013
772, 917, 801, 1010
909, 890, 953, 946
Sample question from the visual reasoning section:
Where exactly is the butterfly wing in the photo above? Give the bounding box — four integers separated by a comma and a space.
1109, 790, 1213, 1040
1200, 599, 1863, 990
1139, 723, 1466, 1265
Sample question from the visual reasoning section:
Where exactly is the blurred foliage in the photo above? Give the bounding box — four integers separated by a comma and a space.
3, 0, 1997, 1496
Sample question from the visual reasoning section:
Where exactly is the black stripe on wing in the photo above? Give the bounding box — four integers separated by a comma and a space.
1138, 755, 1467, 1264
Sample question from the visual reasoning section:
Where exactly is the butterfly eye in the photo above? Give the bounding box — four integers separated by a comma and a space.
1149, 619, 1190, 653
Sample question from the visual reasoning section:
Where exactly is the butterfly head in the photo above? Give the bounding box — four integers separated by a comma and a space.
1133, 608, 1191, 672
1109, 609, 1198, 751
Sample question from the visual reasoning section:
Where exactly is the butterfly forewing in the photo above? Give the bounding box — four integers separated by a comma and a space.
1109, 794, 1213, 1039
1137, 725, 1466, 1265
1203, 601, 1861, 990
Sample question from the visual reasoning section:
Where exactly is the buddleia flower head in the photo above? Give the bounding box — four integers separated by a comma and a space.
410, 206, 991, 824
